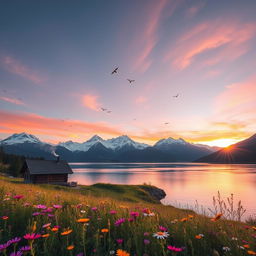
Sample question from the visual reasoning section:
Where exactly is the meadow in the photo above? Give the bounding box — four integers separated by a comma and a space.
0, 176, 256, 256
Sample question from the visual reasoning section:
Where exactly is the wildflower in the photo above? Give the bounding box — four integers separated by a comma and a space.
10, 251, 23, 256
42, 223, 51, 228
91, 207, 97, 211
128, 218, 134, 222
32, 212, 41, 216
153, 231, 169, 239
0, 243, 9, 251
77, 218, 90, 223
195, 234, 204, 239
115, 218, 125, 226
13, 195, 24, 200
42, 234, 50, 238
159, 226, 168, 231
61, 229, 72, 236
101, 228, 109, 233
53, 204, 62, 209
8, 237, 21, 245
188, 215, 194, 219
51, 227, 59, 232
23, 233, 41, 240
244, 245, 250, 249
144, 232, 150, 236
231, 237, 238, 241
171, 219, 178, 224
237, 246, 245, 249
2, 216, 8, 220
130, 211, 139, 218
23, 202, 31, 207
110, 210, 117, 215
80, 210, 86, 213
144, 239, 150, 245
76, 253, 84, 256
116, 249, 130, 256
35, 204, 47, 209
19, 246, 31, 252
167, 245, 184, 252
67, 245, 74, 250
211, 213, 223, 222
180, 217, 188, 222
222, 246, 231, 252
252, 226, 256, 231
110, 250, 115, 255
116, 239, 123, 244
48, 214, 55, 218
42, 208, 53, 213
248, 251, 256, 255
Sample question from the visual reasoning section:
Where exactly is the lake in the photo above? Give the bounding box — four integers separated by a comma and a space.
68, 162, 256, 219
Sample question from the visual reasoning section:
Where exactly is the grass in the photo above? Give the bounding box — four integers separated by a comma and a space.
0, 176, 256, 256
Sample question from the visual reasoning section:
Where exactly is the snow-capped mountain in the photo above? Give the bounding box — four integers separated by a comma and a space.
59, 135, 149, 152
0, 132, 42, 145
154, 137, 187, 147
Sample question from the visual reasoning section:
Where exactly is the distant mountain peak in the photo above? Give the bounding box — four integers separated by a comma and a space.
87, 135, 103, 142
0, 132, 42, 145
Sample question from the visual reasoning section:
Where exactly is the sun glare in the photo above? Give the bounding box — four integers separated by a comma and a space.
202, 138, 239, 148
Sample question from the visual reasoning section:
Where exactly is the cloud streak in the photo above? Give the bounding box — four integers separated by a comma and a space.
0, 96, 25, 105
1, 56, 45, 84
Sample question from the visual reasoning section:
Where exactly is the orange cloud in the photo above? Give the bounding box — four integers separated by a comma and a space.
2, 56, 45, 84
82, 94, 101, 111
0, 96, 25, 105
0, 110, 123, 141
165, 19, 256, 70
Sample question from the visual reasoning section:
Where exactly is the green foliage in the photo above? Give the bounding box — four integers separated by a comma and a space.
0, 177, 255, 256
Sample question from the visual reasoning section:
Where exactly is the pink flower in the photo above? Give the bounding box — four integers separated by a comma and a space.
116, 239, 123, 244
91, 207, 97, 211
128, 218, 134, 222
144, 239, 150, 245
13, 195, 24, 200
167, 245, 184, 252
53, 204, 62, 209
159, 226, 168, 232
23, 233, 41, 240
36, 204, 47, 209
115, 218, 125, 226
130, 211, 139, 218
109, 210, 117, 215
144, 232, 150, 236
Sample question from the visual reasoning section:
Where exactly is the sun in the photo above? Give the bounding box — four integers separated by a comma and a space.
202, 138, 239, 148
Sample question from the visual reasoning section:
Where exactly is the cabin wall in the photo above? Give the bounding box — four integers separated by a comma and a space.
32, 174, 68, 184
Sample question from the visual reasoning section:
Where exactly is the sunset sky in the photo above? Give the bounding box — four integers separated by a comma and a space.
0, 0, 256, 147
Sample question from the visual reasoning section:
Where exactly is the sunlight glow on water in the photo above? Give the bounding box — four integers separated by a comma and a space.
68, 163, 256, 218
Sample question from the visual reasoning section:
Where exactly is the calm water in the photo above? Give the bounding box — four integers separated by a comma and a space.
68, 163, 256, 218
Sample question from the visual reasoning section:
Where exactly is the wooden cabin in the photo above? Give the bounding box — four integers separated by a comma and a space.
20, 158, 73, 184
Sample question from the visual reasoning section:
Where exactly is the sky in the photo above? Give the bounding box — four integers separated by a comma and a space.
0, 0, 256, 147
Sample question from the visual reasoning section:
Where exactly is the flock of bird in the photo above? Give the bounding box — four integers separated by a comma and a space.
106, 67, 180, 126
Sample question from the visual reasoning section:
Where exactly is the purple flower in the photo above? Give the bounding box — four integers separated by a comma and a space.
36, 204, 47, 209
91, 207, 97, 211
144, 232, 150, 236
13, 195, 24, 200
144, 239, 150, 245
0, 243, 9, 251
32, 212, 41, 216
115, 218, 125, 226
159, 226, 168, 231
7, 237, 21, 245
47, 214, 55, 218
10, 251, 23, 256
76, 253, 84, 256
19, 246, 31, 252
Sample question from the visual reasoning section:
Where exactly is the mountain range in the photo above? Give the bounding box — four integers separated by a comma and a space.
196, 133, 256, 163
0, 132, 220, 162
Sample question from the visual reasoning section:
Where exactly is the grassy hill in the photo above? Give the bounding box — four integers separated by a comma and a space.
0, 176, 255, 256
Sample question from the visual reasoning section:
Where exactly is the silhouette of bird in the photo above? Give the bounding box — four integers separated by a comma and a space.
101, 108, 107, 111
173, 94, 179, 98
164, 122, 169, 125
127, 79, 135, 84
107, 111, 112, 114
111, 67, 118, 75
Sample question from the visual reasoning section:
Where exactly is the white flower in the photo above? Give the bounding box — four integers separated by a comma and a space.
143, 212, 155, 217
198, 234, 204, 237
231, 237, 238, 241
152, 231, 169, 239
109, 250, 115, 255
237, 246, 245, 250
80, 210, 86, 213
222, 246, 231, 252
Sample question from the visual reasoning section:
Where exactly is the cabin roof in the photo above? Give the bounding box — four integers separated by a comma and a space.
23, 159, 73, 175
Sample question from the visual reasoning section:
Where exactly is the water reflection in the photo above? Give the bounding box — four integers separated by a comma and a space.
68, 163, 256, 217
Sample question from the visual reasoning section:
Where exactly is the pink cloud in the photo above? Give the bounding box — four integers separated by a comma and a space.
185, 2, 205, 18
82, 94, 101, 111
0, 96, 25, 105
165, 19, 256, 70
135, 96, 148, 104
2, 56, 45, 84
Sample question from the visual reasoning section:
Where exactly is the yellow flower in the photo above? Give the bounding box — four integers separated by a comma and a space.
67, 245, 74, 250
116, 249, 130, 256
77, 218, 90, 223
101, 228, 109, 233
42, 234, 50, 238
61, 229, 73, 236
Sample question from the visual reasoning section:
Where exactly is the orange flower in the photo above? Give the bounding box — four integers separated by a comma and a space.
248, 251, 256, 255
188, 215, 194, 219
51, 227, 58, 232
211, 213, 223, 222
180, 218, 188, 222
244, 245, 250, 249
195, 235, 202, 239
101, 228, 109, 233
77, 218, 90, 223
67, 245, 74, 250
42, 234, 50, 238
61, 229, 73, 236
252, 226, 256, 231
116, 249, 130, 256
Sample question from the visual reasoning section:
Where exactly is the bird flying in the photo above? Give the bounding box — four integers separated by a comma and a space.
127, 79, 135, 84
111, 67, 118, 74
173, 94, 179, 98
101, 108, 107, 111
164, 122, 169, 125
